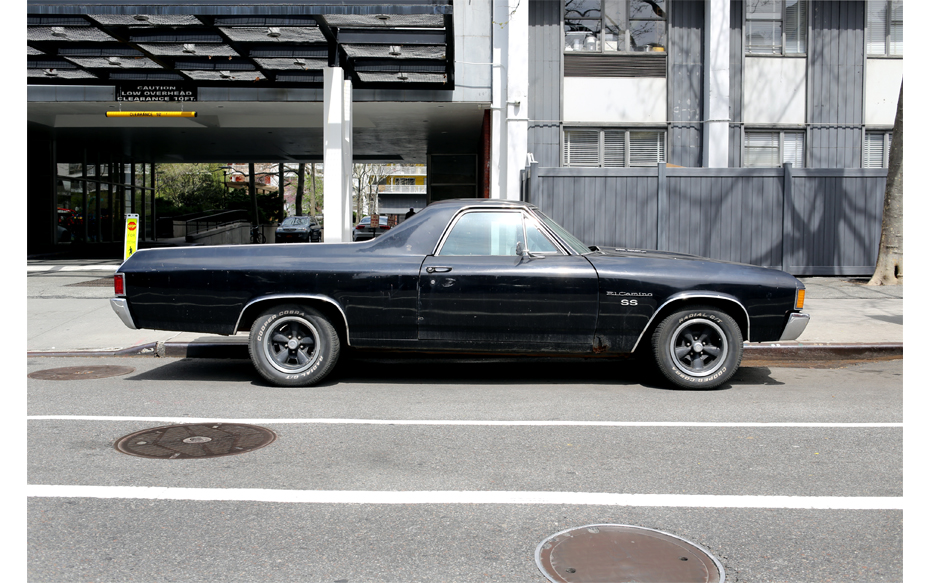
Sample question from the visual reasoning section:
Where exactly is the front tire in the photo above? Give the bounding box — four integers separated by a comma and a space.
651, 305, 742, 389
248, 305, 340, 387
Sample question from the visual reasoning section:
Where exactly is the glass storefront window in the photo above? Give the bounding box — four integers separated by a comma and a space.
53, 158, 154, 246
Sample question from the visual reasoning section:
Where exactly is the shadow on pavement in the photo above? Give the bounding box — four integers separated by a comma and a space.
120, 354, 787, 391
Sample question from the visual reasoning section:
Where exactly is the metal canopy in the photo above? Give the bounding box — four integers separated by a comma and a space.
27, 1, 454, 90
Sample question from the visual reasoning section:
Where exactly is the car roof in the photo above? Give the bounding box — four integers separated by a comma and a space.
426, 198, 538, 211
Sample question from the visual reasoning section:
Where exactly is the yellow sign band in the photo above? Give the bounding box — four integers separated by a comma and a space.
106, 111, 197, 118
123, 214, 139, 261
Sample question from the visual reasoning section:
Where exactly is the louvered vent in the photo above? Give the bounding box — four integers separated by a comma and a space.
564, 54, 666, 78
629, 131, 666, 166
563, 130, 600, 166
603, 130, 625, 167
863, 132, 888, 168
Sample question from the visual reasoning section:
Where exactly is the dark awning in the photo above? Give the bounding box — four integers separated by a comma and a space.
27, 1, 454, 90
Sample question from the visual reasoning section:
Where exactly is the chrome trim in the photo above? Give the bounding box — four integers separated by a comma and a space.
630, 291, 752, 352
234, 294, 352, 346
110, 298, 137, 330
779, 312, 810, 341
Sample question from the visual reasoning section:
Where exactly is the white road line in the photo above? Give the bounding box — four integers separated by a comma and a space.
25, 485, 903, 509
26, 416, 903, 428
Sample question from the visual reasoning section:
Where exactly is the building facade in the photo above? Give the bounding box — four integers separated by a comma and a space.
27, 1, 901, 274
517, 0, 901, 275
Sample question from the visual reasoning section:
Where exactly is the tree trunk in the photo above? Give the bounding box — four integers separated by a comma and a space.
295, 163, 305, 216
278, 163, 285, 221
868, 82, 903, 286
248, 163, 258, 225
310, 163, 317, 216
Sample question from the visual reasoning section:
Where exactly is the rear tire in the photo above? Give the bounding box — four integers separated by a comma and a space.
651, 305, 742, 389
248, 305, 340, 387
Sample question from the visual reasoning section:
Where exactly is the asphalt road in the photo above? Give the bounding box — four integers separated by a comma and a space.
27, 355, 903, 582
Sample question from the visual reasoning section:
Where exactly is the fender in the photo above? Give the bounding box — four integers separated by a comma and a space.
630, 291, 751, 352
234, 294, 352, 346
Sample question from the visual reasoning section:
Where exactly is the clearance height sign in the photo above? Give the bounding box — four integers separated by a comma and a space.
123, 214, 139, 261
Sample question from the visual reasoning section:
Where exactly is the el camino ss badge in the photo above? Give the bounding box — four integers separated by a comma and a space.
606, 291, 653, 306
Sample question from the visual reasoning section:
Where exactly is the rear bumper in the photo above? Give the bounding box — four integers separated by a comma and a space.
110, 298, 137, 330
779, 312, 810, 341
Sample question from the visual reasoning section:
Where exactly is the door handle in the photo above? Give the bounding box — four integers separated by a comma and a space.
426, 266, 452, 273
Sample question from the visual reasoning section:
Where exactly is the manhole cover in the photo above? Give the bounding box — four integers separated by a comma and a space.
115, 423, 277, 459
536, 524, 724, 583
28, 365, 135, 381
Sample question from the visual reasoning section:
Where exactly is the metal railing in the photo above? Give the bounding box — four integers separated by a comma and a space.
377, 184, 427, 194
185, 209, 250, 240
383, 165, 426, 176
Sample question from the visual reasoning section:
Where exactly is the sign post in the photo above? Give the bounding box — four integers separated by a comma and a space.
123, 214, 139, 262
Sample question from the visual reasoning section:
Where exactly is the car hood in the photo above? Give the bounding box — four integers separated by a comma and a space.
590, 246, 745, 265
586, 246, 803, 291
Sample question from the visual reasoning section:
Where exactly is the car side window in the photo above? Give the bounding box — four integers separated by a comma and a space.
439, 211, 525, 256
525, 219, 560, 254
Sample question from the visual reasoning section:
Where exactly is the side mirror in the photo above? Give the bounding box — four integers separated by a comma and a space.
515, 241, 525, 256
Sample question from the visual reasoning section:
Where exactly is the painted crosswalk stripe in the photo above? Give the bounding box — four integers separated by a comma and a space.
26, 486, 904, 509
26, 416, 903, 428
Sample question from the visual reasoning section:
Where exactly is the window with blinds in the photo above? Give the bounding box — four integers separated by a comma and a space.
563, 128, 665, 167
746, 0, 808, 55
744, 130, 805, 168
863, 131, 891, 168
868, 1, 903, 56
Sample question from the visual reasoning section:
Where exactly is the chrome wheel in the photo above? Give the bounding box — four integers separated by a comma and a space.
262, 316, 321, 374
667, 318, 728, 377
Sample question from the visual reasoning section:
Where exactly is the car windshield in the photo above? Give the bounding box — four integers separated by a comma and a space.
533, 210, 591, 255
281, 217, 311, 227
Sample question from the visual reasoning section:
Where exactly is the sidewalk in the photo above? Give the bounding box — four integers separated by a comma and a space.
26, 260, 903, 361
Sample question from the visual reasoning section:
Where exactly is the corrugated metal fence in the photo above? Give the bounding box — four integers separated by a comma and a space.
525, 164, 887, 276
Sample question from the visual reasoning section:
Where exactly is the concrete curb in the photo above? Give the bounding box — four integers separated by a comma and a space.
28, 341, 903, 361
742, 342, 903, 362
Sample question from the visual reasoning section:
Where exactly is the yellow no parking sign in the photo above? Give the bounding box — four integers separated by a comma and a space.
123, 214, 139, 261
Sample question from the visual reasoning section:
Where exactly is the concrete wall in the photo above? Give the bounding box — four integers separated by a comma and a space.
743, 57, 807, 124
563, 78, 667, 124
864, 58, 903, 125
186, 223, 251, 246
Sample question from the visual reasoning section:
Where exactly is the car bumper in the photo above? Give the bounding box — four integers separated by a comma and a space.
275, 234, 310, 243
779, 312, 810, 341
110, 298, 137, 330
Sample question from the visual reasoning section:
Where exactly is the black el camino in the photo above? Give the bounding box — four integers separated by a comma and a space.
111, 199, 809, 389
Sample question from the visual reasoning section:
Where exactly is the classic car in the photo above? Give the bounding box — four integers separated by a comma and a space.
275, 215, 321, 243
111, 199, 809, 389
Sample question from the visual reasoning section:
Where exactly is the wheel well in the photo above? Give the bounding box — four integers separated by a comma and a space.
638, 297, 749, 351
237, 297, 349, 346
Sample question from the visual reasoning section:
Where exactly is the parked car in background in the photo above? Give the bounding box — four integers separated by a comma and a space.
352, 215, 390, 241
275, 216, 321, 243
112, 199, 809, 390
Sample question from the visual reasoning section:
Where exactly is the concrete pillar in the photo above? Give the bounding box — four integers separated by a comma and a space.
323, 67, 353, 242
490, 0, 529, 200
703, 0, 730, 168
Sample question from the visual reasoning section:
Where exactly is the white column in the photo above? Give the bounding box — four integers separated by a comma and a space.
323, 67, 353, 242
341, 78, 354, 241
703, 0, 730, 168
505, 0, 529, 201
490, 0, 529, 200
489, 8, 504, 199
